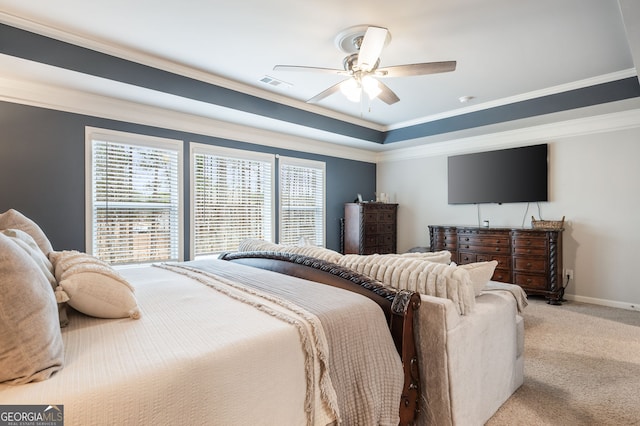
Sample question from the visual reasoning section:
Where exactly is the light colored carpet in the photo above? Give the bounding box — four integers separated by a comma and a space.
487, 298, 640, 425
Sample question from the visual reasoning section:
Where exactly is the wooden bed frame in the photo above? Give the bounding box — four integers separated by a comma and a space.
219, 251, 421, 425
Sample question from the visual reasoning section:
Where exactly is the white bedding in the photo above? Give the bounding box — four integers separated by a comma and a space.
0, 260, 403, 425
0, 265, 328, 425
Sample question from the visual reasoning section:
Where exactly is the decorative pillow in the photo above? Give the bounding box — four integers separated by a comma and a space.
0, 209, 54, 255
0, 233, 64, 384
393, 250, 452, 264
338, 254, 475, 315
458, 260, 499, 296
238, 238, 343, 263
1, 229, 57, 289
48, 250, 141, 320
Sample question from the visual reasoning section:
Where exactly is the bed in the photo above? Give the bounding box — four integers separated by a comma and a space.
0, 211, 421, 426
2, 209, 524, 425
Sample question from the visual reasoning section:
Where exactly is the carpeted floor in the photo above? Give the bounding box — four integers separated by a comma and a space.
486, 298, 640, 425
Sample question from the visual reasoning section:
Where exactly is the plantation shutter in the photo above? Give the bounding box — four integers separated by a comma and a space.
279, 157, 325, 246
192, 145, 274, 257
88, 133, 182, 265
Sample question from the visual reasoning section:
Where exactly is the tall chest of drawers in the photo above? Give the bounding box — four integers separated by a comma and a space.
344, 203, 397, 254
428, 225, 564, 304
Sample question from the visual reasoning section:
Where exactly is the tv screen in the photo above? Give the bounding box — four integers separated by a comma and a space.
448, 144, 548, 204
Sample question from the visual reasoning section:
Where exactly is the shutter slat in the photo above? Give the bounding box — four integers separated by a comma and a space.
91, 139, 181, 265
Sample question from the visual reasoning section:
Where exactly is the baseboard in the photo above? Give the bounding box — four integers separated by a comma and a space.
563, 294, 640, 311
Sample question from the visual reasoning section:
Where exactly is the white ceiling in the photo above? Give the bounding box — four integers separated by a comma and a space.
0, 0, 638, 149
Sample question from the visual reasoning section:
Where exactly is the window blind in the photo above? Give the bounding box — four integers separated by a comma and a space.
279, 157, 325, 246
192, 145, 274, 257
88, 133, 182, 264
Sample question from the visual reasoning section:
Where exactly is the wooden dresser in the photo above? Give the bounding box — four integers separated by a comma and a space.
344, 203, 398, 254
429, 225, 564, 304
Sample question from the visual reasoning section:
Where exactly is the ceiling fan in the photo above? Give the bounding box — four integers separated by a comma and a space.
273, 25, 457, 105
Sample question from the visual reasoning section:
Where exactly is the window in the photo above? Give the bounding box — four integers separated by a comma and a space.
86, 128, 183, 265
191, 144, 274, 257
279, 157, 325, 246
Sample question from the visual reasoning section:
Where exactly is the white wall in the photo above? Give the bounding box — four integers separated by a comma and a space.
377, 122, 640, 309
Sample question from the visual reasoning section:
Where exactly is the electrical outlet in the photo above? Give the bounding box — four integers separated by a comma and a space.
566, 269, 574, 280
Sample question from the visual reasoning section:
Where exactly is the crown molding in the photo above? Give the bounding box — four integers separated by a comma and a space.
0, 11, 384, 132
377, 105, 640, 163
0, 74, 379, 163
387, 68, 638, 131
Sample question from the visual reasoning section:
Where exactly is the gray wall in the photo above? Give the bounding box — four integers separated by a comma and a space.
0, 101, 376, 256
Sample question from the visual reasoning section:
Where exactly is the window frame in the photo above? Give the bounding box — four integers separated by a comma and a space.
189, 143, 275, 259
278, 155, 326, 247
85, 127, 184, 264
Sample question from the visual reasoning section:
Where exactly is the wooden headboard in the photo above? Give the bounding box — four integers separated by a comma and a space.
219, 251, 421, 426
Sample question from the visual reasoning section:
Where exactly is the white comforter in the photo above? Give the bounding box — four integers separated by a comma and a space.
0, 260, 403, 425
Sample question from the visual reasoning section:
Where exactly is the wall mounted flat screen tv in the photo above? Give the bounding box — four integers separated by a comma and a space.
448, 144, 548, 204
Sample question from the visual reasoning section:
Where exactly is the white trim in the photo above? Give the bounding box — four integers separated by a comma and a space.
0, 73, 379, 163
85, 127, 184, 262
564, 294, 640, 312
278, 156, 326, 247
0, 11, 382, 131
387, 68, 638, 130
189, 143, 276, 259
377, 107, 640, 163
190, 142, 275, 163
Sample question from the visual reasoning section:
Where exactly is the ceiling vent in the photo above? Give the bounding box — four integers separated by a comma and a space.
259, 75, 292, 89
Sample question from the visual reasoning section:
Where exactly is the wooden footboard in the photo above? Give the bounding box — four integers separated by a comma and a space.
219, 251, 421, 425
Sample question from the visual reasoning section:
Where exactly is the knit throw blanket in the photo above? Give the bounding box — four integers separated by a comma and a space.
338, 254, 476, 315
159, 259, 404, 426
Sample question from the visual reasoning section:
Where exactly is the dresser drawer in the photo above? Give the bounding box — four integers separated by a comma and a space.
377, 210, 396, 223
514, 273, 547, 290
458, 233, 510, 247
459, 244, 509, 254
378, 223, 395, 234
377, 234, 394, 246
458, 252, 477, 264
491, 270, 512, 283
513, 246, 548, 256
514, 257, 547, 272
476, 254, 511, 270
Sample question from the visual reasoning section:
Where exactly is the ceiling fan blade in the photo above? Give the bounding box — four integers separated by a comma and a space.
376, 61, 457, 78
357, 26, 389, 72
306, 80, 348, 103
377, 81, 400, 105
273, 65, 348, 75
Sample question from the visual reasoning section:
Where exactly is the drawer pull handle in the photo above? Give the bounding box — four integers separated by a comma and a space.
526, 279, 532, 283
495, 247, 500, 252
527, 249, 531, 254
526, 241, 531, 246
526, 263, 532, 267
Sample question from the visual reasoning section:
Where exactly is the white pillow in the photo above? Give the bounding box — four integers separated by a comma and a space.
0, 233, 64, 384
392, 250, 452, 264
48, 251, 141, 320
0, 209, 53, 255
338, 254, 475, 315
238, 238, 343, 263
458, 261, 499, 296
1, 229, 57, 289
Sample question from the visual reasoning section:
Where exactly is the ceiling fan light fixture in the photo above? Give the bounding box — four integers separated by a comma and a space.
340, 78, 362, 102
362, 75, 382, 99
